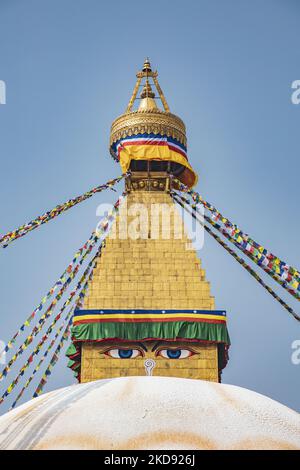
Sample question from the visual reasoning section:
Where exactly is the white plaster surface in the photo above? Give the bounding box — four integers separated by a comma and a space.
0, 377, 299, 450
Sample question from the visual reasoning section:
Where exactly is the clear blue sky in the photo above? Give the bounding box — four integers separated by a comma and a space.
0, 0, 299, 414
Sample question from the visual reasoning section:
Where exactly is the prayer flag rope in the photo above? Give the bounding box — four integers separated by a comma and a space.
4, 234, 98, 353
3, 193, 123, 356
172, 193, 300, 323
10, 317, 73, 410
173, 192, 300, 302
33, 323, 71, 399
174, 180, 300, 299
10, 256, 96, 409
0, 251, 99, 405
0, 243, 101, 381
0, 194, 121, 404
32, 265, 97, 400
0, 173, 126, 248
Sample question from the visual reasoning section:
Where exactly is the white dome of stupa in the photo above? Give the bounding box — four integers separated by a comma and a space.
0, 377, 299, 450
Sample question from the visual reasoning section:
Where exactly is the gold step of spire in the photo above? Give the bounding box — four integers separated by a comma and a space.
79, 191, 223, 384
84, 191, 215, 310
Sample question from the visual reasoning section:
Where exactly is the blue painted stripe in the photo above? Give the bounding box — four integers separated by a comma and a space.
74, 309, 227, 317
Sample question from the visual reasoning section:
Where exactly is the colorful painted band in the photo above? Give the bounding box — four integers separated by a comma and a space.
111, 133, 187, 158
74, 308, 226, 315
73, 309, 227, 325
71, 320, 230, 345
110, 133, 198, 188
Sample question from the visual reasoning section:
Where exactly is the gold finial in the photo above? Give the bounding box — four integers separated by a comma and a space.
140, 80, 155, 99
110, 60, 198, 187
126, 59, 170, 113
138, 79, 158, 111
142, 58, 152, 73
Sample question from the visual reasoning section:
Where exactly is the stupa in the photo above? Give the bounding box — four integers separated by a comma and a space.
0, 59, 299, 451
66, 59, 230, 384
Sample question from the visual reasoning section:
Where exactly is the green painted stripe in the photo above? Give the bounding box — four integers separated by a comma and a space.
71, 321, 230, 345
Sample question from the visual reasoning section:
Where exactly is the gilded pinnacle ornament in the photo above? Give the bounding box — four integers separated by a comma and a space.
110, 59, 197, 188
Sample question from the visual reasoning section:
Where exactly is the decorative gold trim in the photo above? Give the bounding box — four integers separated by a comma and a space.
110, 110, 187, 148
125, 173, 170, 193
126, 76, 142, 113
152, 76, 170, 113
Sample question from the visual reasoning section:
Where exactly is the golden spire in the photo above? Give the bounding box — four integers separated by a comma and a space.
140, 80, 155, 99
142, 57, 152, 73
125, 58, 170, 113
109, 59, 198, 188
138, 79, 158, 111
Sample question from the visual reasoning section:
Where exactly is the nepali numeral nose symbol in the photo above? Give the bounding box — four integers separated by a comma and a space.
144, 359, 156, 376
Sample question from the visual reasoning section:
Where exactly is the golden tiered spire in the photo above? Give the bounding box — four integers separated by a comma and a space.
80, 191, 223, 383
109, 59, 198, 188
67, 60, 229, 385
125, 58, 170, 113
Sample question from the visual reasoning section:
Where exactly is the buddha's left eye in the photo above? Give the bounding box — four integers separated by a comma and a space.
104, 348, 143, 359
157, 349, 194, 359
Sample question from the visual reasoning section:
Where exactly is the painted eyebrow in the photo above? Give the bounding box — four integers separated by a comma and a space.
151, 342, 195, 352
137, 342, 148, 352
101, 343, 147, 353
116, 343, 148, 352
151, 341, 163, 352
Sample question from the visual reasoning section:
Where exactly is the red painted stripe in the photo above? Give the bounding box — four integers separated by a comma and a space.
73, 318, 226, 325
68, 353, 80, 360
167, 144, 188, 159
72, 337, 228, 345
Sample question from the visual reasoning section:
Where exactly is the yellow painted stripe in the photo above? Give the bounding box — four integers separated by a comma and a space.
73, 313, 227, 323
118, 145, 198, 187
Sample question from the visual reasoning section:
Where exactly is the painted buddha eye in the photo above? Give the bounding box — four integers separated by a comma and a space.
104, 348, 143, 359
157, 349, 194, 359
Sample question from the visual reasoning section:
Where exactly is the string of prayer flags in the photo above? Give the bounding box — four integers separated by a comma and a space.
0, 194, 121, 405
3, 193, 122, 357
0, 174, 126, 248
33, 324, 71, 398
32, 264, 98, 399
0, 257, 97, 406
11, 313, 76, 408
172, 193, 300, 323
174, 192, 300, 301
174, 180, 300, 300
3, 232, 99, 356
0, 245, 101, 381
10, 257, 96, 409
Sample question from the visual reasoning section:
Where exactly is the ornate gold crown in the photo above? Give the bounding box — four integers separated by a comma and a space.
109, 59, 187, 151
109, 59, 197, 188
